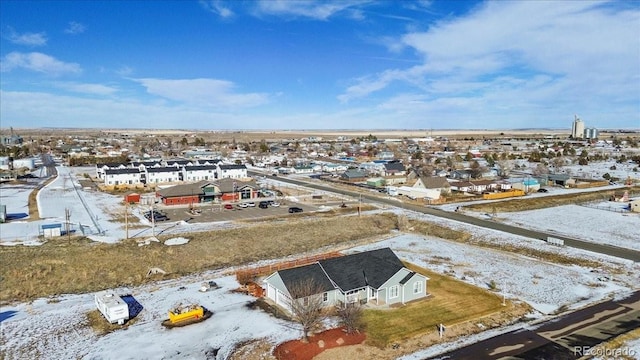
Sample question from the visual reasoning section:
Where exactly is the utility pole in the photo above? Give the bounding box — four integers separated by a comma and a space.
65, 208, 71, 241
125, 202, 129, 240
151, 204, 155, 237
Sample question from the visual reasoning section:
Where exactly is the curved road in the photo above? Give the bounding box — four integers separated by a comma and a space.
252, 172, 640, 262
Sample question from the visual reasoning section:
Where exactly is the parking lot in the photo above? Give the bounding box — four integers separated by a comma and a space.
152, 201, 318, 224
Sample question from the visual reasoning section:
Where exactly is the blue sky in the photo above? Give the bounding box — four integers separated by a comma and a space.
1, 0, 638, 130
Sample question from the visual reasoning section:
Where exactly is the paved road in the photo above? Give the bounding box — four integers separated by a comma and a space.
427, 291, 640, 360
252, 171, 640, 262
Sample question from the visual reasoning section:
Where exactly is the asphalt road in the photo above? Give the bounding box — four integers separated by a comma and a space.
428, 291, 640, 360
252, 171, 640, 262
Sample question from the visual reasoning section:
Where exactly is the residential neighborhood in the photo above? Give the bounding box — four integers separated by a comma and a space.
1, 127, 640, 360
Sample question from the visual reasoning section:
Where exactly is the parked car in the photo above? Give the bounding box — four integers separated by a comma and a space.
238, 203, 249, 208
288, 207, 303, 213
247, 202, 256, 207
259, 201, 269, 209
224, 204, 233, 210
537, 188, 548, 193
144, 210, 168, 221
271, 202, 280, 207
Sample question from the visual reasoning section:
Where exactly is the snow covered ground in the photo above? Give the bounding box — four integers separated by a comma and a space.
0, 273, 300, 360
0, 166, 237, 245
1, 229, 638, 359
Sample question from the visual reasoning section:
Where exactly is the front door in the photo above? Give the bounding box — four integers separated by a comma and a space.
369, 287, 376, 300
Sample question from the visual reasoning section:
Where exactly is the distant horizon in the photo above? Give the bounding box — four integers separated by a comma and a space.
1, 1, 638, 129
2, 126, 639, 134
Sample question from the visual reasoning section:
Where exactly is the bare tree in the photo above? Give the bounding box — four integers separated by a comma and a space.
335, 302, 364, 334
288, 279, 327, 342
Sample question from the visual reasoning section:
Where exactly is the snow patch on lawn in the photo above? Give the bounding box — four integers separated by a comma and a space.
164, 237, 189, 246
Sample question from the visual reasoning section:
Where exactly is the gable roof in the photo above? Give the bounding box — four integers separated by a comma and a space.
319, 247, 404, 291
277, 263, 336, 298
183, 165, 218, 172
156, 180, 214, 198
419, 176, 450, 189
213, 178, 257, 193
219, 164, 247, 170
384, 162, 406, 172
105, 168, 140, 175
147, 167, 180, 173
273, 248, 408, 297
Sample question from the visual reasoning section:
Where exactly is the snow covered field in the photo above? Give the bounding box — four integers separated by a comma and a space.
1, 230, 638, 359
0, 273, 300, 360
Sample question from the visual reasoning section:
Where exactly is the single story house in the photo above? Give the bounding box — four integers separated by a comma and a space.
383, 161, 406, 176
511, 178, 540, 193
413, 176, 451, 194
263, 248, 428, 313
340, 169, 368, 182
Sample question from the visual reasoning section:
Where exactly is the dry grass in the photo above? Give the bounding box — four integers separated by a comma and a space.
363, 262, 510, 348
590, 328, 640, 360
463, 186, 640, 213
86, 309, 139, 335
0, 213, 399, 304
405, 219, 472, 242
405, 219, 602, 268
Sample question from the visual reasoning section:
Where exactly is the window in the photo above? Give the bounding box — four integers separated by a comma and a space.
323, 292, 328, 302
414, 281, 423, 294
346, 290, 358, 303
389, 285, 399, 298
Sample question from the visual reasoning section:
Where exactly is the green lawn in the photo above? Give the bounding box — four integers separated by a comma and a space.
363, 263, 505, 348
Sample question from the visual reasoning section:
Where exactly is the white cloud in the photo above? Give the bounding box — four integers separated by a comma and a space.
254, 0, 370, 20
5, 28, 47, 46
0, 52, 81, 75
133, 78, 269, 108
64, 22, 86, 35
52, 82, 118, 96
337, 1, 640, 127
199, 0, 234, 18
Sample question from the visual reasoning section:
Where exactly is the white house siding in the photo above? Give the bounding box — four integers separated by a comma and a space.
104, 173, 141, 186
218, 168, 247, 179
398, 186, 440, 200
183, 169, 216, 182
147, 170, 180, 184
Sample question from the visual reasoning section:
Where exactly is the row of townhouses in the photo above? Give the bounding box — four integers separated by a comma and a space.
96, 159, 247, 186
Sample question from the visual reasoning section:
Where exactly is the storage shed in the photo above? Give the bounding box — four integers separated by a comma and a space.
124, 193, 141, 204
40, 223, 62, 238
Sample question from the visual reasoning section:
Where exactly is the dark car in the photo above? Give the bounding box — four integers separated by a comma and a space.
537, 188, 548, 193
259, 201, 269, 209
288, 207, 303, 213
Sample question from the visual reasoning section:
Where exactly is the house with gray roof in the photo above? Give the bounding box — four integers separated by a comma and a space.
263, 248, 428, 312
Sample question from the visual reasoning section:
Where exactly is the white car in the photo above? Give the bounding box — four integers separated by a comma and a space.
238, 203, 249, 208
247, 202, 256, 207
271, 202, 280, 207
